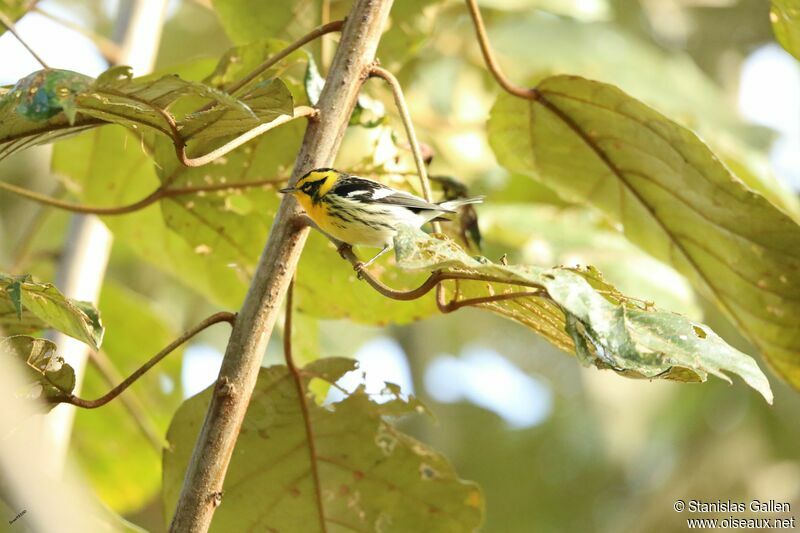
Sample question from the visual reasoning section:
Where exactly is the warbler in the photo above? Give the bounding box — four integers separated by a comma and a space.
280, 168, 483, 266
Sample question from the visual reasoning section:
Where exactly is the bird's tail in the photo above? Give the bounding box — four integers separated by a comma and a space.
438, 196, 484, 211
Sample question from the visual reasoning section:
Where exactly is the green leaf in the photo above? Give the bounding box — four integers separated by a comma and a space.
1, 273, 104, 348
1, 335, 75, 409
163, 358, 484, 531
51, 126, 249, 309
211, 0, 439, 71
395, 228, 773, 403
0, 66, 291, 162
211, 0, 319, 44
488, 75, 800, 389
771, 0, 800, 60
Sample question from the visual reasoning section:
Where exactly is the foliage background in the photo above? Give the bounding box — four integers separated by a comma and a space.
1, 0, 799, 531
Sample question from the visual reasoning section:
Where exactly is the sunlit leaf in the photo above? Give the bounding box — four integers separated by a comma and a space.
1, 335, 75, 410
1, 272, 103, 348
52, 126, 249, 309
163, 358, 484, 531
149, 47, 303, 274
771, 0, 800, 60
488, 75, 800, 389
395, 228, 773, 403
0, 0, 38, 37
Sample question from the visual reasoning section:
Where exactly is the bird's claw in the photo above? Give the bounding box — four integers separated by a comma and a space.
353, 261, 366, 280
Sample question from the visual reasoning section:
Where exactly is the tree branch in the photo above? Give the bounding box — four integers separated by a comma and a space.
169, 2, 395, 530
464, 0, 538, 100
0, 175, 287, 215
53, 312, 235, 409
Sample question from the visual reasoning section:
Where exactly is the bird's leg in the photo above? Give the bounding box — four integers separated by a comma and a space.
357, 244, 392, 273
337, 242, 354, 260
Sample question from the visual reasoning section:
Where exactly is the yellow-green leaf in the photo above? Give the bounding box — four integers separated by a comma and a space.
1, 335, 75, 410
163, 358, 484, 531
771, 0, 800, 60
488, 75, 800, 389
395, 228, 773, 403
1, 272, 103, 348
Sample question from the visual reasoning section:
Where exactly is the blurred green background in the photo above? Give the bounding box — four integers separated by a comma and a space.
1, 0, 799, 531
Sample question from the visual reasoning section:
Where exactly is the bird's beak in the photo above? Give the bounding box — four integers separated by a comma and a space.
279, 187, 296, 194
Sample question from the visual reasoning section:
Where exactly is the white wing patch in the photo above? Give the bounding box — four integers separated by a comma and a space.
346, 189, 371, 197
370, 187, 395, 200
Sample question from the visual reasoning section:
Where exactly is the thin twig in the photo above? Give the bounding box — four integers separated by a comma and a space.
284, 279, 327, 532
367, 65, 450, 307
438, 290, 547, 313
225, 20, 345, 96
0, 11, 49, 69
32, 6, 122, 64
53, 312, 236, 409
368, 66, 438, 229
464, 0, 538, 100
0, 175, 287, 215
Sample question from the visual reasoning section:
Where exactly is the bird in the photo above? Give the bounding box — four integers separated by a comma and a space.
280, 168, 483, 267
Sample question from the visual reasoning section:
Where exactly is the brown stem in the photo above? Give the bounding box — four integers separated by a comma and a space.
0, 176, 287, 215
225, 20, 345, 96
54, 312, 235, 409
365, 66, 455, 310
368, 66, 439, 230
335, 242, 544, 301
438, 290, 547, 313
0, 11, 49, 69
283, 280, 327, 531
464, 0, 538, 100
168, 2, 395, 530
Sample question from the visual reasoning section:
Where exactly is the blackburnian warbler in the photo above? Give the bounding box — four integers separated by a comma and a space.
280, 168, 483, 266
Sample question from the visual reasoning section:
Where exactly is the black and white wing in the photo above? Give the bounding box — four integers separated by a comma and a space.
331, 175, 455, 213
